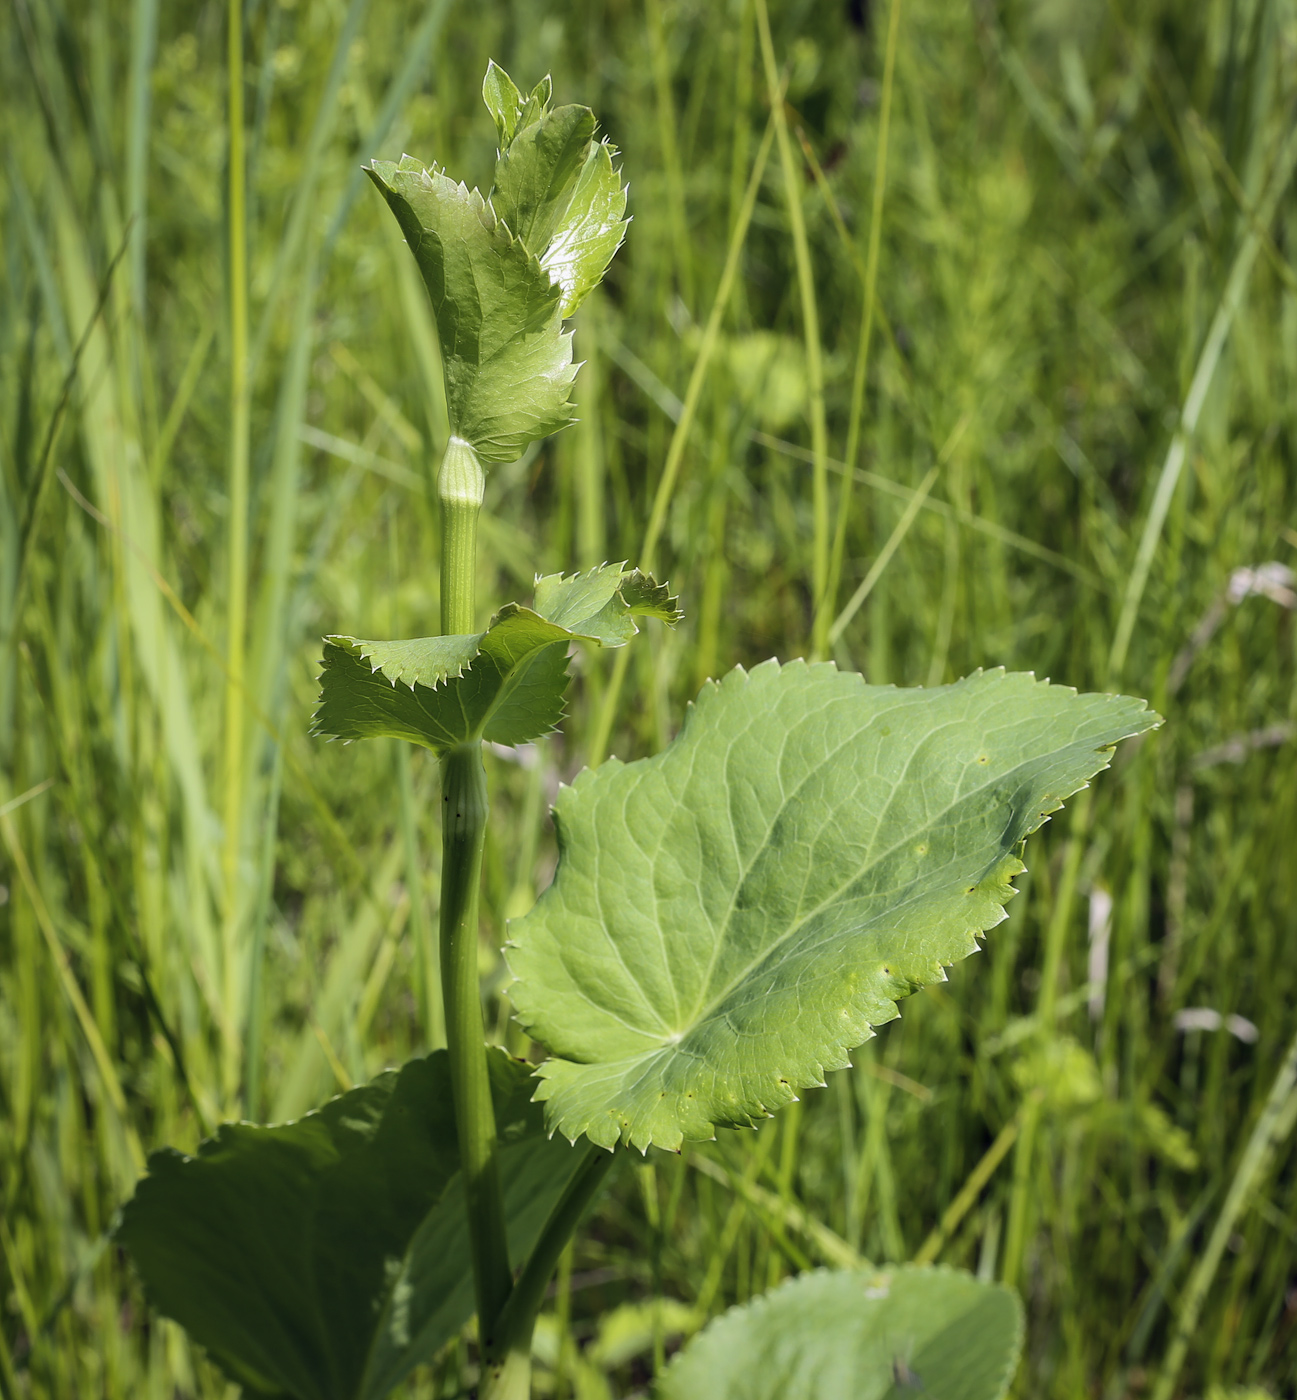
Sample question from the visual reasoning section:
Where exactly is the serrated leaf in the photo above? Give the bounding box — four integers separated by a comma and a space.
313, 565, 678, 754
492, 104, 598, 255
482, 59, 524, 147
365, 158, 575, 464
313, 612, 572, 753
482, 69, 627, 313
534, 562, 681, 645
658, 1266, 1023, 1400
539, 139, 629, 317
117, 1051, 588, 1400
368, 66, 626, 464
507, 662, 1159, 1150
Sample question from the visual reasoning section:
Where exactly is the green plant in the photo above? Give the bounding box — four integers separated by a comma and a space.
116, 62, 1157, 1400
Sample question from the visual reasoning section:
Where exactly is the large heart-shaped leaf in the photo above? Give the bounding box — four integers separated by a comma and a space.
312, 563, 678, 754
658, 1266, 1023, 1400
366, 65, 625, 464
507, 661, 1158, 1150
116, 1051, 589, 1400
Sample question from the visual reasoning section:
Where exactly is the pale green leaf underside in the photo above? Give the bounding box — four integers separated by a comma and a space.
484, 61, 627, 318
117, 1051, 586, 1400
507, 662, 1158, 1150
658, 1266, 1023, 1400
312, 564, 678, 754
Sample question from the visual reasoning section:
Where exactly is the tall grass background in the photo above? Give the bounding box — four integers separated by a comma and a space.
2, 0, 1296, 1395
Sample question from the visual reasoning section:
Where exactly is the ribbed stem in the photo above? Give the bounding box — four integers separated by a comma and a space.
441, 746, 512, 1347
439, 436, 483, 635
435, 436, 511, 1345
220, 0, 251, 1109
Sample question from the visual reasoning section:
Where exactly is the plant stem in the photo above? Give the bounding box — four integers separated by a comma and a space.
1150, 1026, 1297, 1400
435, 437, 512, 1344
1003, 788, 1092, 1290
481, 1146, 616, 1400
586, 112, 776, 768
440, 436, 483, 636
1106, 117, 1297, 684
815, 0, 901, 658
754, 0, 829, 657
220, 0, 251, 1111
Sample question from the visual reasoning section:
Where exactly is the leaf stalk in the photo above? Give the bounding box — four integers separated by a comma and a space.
220, 0, 252, 1111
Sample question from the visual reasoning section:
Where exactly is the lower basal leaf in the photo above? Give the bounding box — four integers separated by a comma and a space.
116, 1050, 587, 1400
657, 1265, 1023, 1400
507, 661, 1158, 1150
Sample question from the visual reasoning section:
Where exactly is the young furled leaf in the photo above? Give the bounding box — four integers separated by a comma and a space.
659, 1266, 1023, 1400
507, 662, 1159, 1151
533, 563, 681, 643
485, 62, 627, 315
482, 59, 525, 147
366, 65, 626, 466
116, 1052, 590, 1400
491, 103, 598, 256
539, 137, 629, 318
312, 564, 678, 754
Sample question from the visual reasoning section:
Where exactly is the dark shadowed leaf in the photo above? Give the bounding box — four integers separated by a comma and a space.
117, 1051, 587, 1400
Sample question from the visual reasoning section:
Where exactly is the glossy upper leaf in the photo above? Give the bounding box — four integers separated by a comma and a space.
116, 1051, 588, 1400
312, 564, 679, 754
365, 63, 626, 463
507, 661, 1158, 1150
658, 1266, 1023, 1400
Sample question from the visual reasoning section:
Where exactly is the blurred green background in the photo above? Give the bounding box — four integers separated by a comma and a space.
2, 0, 1296, 1396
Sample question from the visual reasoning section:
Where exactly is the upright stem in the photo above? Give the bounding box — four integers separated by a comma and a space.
221, 0, 251, 1108
440, 436, 482, 636
481, 1146, 617, 1400
1150, 1026, 1297, 1400
435, 438, 512, 1344
816, 0, 901, 657
440, 744, 511, 1336
755, 0, 829, 656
